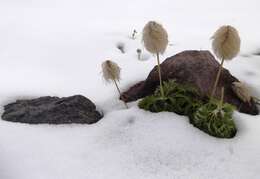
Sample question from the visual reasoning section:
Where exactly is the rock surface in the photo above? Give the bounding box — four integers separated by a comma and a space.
2, 95, 102, 124
121, 50, 259, 115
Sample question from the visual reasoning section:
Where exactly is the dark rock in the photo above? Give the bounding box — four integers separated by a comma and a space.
121, 50, 259, 115
2, 95, 102, 124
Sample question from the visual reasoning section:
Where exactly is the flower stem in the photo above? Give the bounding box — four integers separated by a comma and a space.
220, 87, 224, 107
211, 58, 224, 100
113, 79, 128, 109
156, 52, 165, 98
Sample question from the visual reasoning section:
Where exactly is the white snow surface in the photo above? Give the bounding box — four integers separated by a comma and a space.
0, 0, 260, 179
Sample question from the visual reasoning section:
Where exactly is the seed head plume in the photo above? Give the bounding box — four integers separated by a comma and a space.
142, 21, 168, 54
101, 60, 128, 109
232, 82, 252, 103
210, 25, 241, 99
102, 60, 121, 83
212, 25, 241, 60
142, 21, 169, 97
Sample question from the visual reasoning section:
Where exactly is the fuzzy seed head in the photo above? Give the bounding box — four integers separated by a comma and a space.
232, 82, 251, 103
102, 60, 121, 82
212, 25, 241, 60
142, 21, 168, 54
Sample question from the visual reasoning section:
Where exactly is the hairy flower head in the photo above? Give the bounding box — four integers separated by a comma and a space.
102, 60, 121, 82
142, 21, 168, 54
232, 82, 251, 103
212, 25, 241, 60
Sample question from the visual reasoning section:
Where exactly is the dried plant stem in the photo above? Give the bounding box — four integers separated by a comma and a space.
156, 53, 165, 98
211, 58, 224, 99
220, 87, 225, 107
113, 79, 128, 109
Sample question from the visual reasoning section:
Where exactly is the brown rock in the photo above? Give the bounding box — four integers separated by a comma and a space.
121, 50, 259, 115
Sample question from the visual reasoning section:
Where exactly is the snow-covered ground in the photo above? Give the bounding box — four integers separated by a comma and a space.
0, 0, 260, 178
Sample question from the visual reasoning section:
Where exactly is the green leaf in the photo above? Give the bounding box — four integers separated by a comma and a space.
138, 80, 237, 139
190, 99, 236, 138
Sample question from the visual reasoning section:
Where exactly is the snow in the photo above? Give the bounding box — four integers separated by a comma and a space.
0, 0, 260, 178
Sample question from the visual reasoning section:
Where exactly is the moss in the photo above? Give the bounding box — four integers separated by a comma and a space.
138, 80, 237, 138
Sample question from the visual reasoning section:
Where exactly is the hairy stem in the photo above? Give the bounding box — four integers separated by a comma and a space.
220, 87, 224, 107
113, 79, 128, 109
156, 52, 165, 97
211, 58, 224, 99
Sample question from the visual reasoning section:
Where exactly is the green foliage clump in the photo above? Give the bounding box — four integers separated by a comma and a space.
190, 99, 237, 138
138, 80, 237, 138
138, 80, 202, 116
